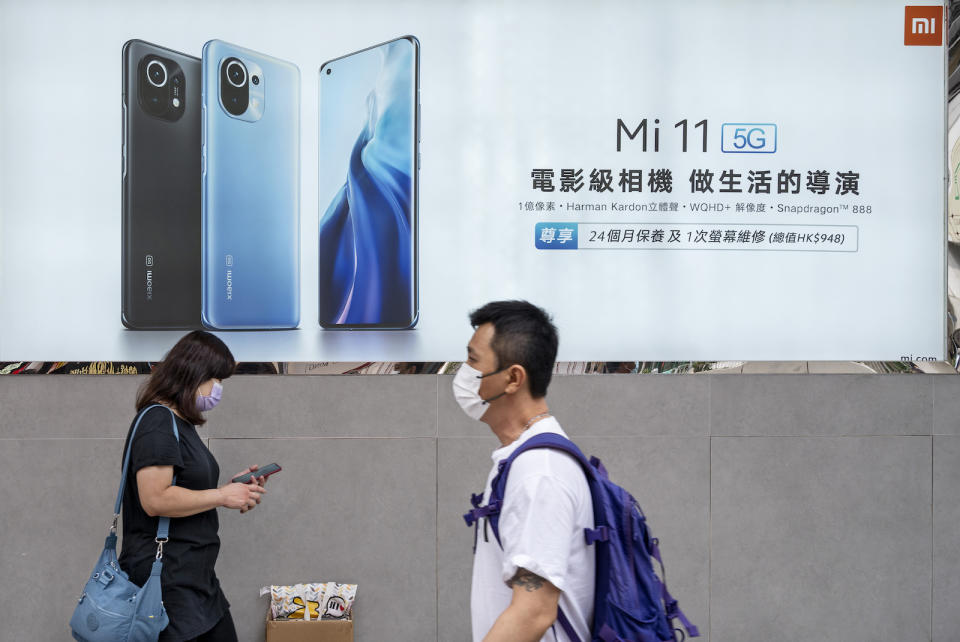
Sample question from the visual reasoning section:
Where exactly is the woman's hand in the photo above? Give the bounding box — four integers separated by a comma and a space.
219, 478, 266, 513
223, 465, 269, 513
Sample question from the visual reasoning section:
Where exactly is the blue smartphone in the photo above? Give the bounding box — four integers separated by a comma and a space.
201, 40, 300, 329
318, 36, 419, 329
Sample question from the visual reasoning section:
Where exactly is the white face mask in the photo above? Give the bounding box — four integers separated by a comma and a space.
452, 362, 508, 421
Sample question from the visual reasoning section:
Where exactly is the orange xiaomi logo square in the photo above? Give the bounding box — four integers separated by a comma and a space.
905, 6, 943, 45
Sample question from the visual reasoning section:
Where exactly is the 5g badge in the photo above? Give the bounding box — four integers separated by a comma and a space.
721, 123, 777, 153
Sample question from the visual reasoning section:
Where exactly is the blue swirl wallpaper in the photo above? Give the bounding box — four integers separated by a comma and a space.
319, 39, 417, 327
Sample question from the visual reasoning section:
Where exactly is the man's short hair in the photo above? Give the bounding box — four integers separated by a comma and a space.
469, 300, 558, 398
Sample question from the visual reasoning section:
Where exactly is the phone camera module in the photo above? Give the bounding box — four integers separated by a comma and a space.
146, 60, 168, 88
220, 57, 250, 117
326, 68, 332, 75
140, 56, 185, 122
226, 60, 247, 88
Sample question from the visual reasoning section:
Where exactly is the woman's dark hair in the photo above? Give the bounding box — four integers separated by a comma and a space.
136, 331, 236, 425
469, 300, 558, 398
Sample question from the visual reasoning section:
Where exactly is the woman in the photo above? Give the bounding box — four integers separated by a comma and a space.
118, 331, 267, 642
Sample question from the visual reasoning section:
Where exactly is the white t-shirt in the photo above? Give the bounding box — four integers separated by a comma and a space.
470, 417, 595, 642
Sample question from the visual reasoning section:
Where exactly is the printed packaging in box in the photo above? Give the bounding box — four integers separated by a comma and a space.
262, 583, 356, 642
265, 607, 353, 642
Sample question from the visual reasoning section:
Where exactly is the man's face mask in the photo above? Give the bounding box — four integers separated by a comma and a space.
451, 362, 510, 421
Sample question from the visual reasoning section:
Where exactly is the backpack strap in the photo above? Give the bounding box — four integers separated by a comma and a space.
466, 432, 594, 547
557, 612, 632, 642
556, 608, 584, 642
648, 539, 700, 638
113, 404, 181, 547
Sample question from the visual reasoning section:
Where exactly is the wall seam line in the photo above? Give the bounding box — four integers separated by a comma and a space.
708, 372, 712, 639
436, 374, 441, 642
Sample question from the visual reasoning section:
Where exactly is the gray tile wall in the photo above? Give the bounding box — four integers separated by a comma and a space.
2, 374, 954, 641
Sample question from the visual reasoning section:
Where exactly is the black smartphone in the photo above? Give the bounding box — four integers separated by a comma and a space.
122, 40, 202, 329
231, 463, 282, 484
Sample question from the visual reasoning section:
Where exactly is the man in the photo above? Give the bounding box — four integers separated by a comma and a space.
453, 300, 595, 642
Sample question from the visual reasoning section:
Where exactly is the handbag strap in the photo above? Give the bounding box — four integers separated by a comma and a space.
112, 403, 181, 546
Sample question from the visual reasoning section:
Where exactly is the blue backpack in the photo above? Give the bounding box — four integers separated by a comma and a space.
464, 432, 699, 642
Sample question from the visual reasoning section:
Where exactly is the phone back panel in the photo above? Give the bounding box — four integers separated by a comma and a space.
122, 40, 201, 329
202, 40, 300, 329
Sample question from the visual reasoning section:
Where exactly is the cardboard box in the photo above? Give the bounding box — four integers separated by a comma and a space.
265, 608, 353, 642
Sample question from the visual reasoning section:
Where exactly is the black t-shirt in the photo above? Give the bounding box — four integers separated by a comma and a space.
118, 405, 229, 642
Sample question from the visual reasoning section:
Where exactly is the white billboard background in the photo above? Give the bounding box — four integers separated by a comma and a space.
0, 0, 946, 361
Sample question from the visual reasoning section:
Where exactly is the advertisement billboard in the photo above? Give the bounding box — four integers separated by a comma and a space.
0, 0, 947, 361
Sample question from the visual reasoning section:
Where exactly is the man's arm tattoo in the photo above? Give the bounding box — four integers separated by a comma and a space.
507, 568, 545, 592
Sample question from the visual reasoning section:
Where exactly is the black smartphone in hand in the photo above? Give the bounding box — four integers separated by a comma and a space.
232, 463, 281, 484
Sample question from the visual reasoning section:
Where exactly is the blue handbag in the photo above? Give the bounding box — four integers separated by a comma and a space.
70, 404, 180, 642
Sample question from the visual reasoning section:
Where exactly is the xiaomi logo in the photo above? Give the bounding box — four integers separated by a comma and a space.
905, 6, 943, 46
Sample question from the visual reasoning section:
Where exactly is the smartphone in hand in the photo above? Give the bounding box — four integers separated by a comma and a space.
232, 463, 281, 484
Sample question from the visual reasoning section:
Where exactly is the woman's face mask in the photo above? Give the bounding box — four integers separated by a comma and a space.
196, 380, 223, 412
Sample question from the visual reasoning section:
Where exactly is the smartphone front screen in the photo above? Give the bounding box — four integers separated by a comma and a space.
319, 37, 418, 329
